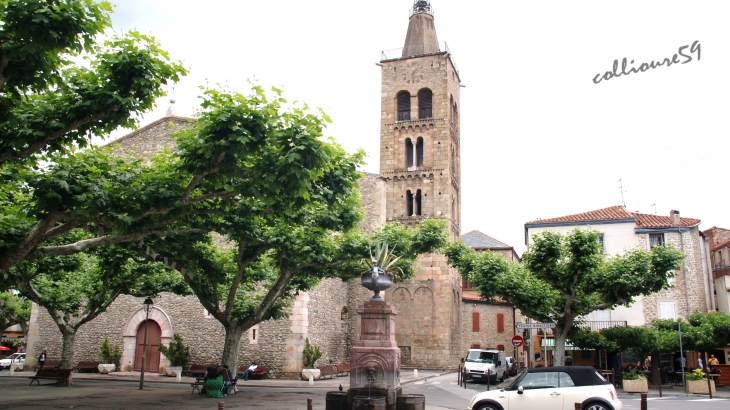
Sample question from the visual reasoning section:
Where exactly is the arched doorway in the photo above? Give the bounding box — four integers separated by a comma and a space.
134, 320, 161, 372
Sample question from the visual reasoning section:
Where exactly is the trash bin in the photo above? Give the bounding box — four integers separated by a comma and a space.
325, 391, 348, 410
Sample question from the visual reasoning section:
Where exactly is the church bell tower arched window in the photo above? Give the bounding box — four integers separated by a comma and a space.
397, 91, 411, 121
418, 88, 432, 119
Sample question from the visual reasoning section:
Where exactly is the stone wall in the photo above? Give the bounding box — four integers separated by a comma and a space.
640, 228, 709, 322
107, 116, 191, 159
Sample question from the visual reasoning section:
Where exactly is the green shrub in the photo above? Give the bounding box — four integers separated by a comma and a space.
685, 368, 706, 381
157, 333, 189, 367
100, 337, 121, 367
303, 338, 322, 369
622, 369, 646, 381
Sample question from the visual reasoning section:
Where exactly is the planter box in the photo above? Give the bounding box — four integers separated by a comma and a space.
165, 366, 183, 377
97, 364, 116, 374
686, 380, 715, 394
622, 379, 648, 393
301, 369, 320, 381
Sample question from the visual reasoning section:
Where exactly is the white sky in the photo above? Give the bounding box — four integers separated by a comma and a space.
108, 0, 730, 254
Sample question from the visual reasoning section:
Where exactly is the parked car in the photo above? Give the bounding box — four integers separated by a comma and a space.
463, 348, 507, 383
505, 356, 517, 376
0, 353, 25, 370
467, 366, 622, 410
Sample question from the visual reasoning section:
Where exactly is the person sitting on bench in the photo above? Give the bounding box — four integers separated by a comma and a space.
242, 362, 257, 381
201, 366, 224, 398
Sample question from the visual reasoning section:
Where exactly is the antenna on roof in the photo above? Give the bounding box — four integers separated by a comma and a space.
166, 84, 177, 117
650, 204, 657, 214
618, 177, 627, 209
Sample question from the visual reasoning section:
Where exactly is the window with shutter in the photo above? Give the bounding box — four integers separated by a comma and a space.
497, 344, 505, 351
415, 189, 422, 216
418, 89, 432, 119
471, 342, 481, 348
406, 190, 413, 216
659, 301, 676, 319
472, 311, 480, 332
405, 138, 413, 167
497, 313, 504, 333
397, 91, 411, 121
416, 137, 424, 167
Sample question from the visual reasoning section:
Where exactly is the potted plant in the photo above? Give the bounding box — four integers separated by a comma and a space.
301, 338, 323, 381
99, 337, 121, 374
157, 333, 189, 377
621, 369, 648, 393
685, 368, 715, 394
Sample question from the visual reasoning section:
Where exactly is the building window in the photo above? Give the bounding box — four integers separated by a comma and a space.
497, 344, 505, 351
597, 233, 605, 252
471, 342, 481, 348
397, 91, 411, 121
496, 313, 505, 333
649, 233, 664, 248
204, 309, 213, 318
405, 137, 424, 168
659, 301, 676, 319
249, 325, 259, 344
461, 275, 472, 290
405, 138, 413, 167
472, 311, 480, 332
418, 89, 432, 119
406, 190, 422, 216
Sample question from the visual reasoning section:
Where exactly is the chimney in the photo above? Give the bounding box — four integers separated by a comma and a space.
670, 210, 680, 225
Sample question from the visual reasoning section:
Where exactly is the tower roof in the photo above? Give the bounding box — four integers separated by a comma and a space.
402, 0, 440, 58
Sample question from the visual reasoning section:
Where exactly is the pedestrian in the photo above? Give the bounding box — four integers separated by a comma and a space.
221, 364, 234, 396
38, 350, 47, 369
697, 357, 703, 370
644, 355, 651, 369
708, 354, 719, 367
241, 362, 257, 381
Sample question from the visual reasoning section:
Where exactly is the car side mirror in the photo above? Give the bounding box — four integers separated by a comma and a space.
517, 386, 524, 394
461, 358, 465, 363
497, 361, 502, 366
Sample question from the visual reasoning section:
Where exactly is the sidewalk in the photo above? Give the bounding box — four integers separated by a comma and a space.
0, 368, 444, 389
619, 385, 730, 399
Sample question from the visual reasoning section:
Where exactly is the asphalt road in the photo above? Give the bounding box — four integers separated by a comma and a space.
0, 373, 727, 409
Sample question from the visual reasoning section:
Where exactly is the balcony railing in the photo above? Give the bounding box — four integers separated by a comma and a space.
713, 265, 730, 281
576, 321, 628, 331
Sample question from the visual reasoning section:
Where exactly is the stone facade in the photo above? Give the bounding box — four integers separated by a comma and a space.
639, 228, 708, 322
461, 302, 516, 357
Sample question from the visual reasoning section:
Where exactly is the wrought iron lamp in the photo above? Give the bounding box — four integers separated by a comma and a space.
138, 297, 154, 390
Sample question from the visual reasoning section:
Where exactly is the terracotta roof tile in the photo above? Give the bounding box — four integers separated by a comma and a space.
713, 238, 730, 250
526, 205, 700, 229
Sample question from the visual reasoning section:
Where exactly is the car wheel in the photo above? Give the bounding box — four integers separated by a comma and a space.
475, 404, 499, 410
583, 402, 610, 410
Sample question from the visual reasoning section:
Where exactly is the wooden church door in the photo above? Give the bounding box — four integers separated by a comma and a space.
134, 320, 161, 372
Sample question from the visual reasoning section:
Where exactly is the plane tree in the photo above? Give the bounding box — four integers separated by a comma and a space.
0, 291, 31, 342
445, 229, 684, 366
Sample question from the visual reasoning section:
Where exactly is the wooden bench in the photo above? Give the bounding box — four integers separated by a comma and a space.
75, 361, 100, 373
187, 364, 208, 379
318, 365, 338, 379
190, 380, 205, 394
28, 368, 73, 386
238, 365, 269, 380
334, 363, 350, 377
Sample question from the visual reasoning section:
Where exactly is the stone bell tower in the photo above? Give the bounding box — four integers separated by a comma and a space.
380, 0, 463, 368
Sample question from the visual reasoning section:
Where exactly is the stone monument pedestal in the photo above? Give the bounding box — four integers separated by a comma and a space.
348, 300, 401, 410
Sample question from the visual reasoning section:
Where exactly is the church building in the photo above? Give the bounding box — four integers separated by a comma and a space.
24, 1, 517, 377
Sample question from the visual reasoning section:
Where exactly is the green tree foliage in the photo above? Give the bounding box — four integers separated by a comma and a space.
99, 336, 121, 367
303, 338, 323, 369
0, 0, 186, 275
445, 228, 684, 366
156, 333, 189, 367
0, 291, 31, 339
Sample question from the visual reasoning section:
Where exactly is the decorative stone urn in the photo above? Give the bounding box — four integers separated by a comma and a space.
622, 379, 648, 393
360, 263, 393, 301
165, 366, 183, 377
686, 379, 715, 394
97, 364, 116, 374
301, 368, 320, 381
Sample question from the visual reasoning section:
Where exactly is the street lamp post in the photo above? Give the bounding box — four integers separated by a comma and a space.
139, 297, 154, 390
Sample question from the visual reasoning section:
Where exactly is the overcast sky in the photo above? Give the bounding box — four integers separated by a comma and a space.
108, 0, 730, 254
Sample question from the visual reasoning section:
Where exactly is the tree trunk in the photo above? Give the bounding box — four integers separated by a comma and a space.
553, 326, 568, 366
651, 354, 661, 385
59, 328, 76, 385
221, 323, 245, 370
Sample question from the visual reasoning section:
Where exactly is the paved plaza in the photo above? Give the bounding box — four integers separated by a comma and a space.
1, 370, 728, 409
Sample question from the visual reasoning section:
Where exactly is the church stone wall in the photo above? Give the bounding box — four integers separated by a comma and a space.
108, 117, 191, 160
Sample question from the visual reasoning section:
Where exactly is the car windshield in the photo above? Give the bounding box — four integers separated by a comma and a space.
7, 353, 23, 360
466, 351, 498, 363
505, 369, 527, 390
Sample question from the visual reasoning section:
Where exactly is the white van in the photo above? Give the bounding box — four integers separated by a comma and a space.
463, 348, 507, 383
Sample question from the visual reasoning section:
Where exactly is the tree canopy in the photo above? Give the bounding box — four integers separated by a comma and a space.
445, 228, 684, 366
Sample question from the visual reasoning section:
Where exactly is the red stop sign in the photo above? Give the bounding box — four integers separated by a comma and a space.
512, 335, 524, 347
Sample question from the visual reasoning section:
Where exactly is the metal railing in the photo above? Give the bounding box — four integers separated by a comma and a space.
380, 42, 460, 75
576, 320, 628, 331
